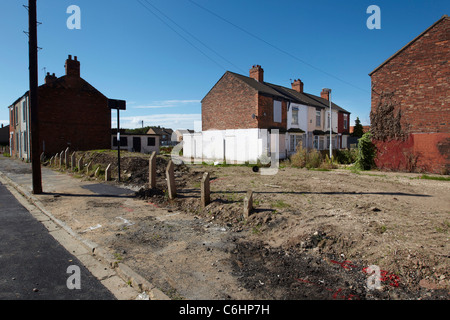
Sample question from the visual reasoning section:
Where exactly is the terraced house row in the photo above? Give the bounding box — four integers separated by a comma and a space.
183, 65, 351, 163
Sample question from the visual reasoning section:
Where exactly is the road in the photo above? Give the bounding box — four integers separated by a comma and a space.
0, 180, 115, 300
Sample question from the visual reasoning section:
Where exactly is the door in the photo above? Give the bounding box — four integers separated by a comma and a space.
133, 137, 141, 153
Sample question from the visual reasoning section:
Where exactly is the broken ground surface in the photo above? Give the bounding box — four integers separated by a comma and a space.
29, 151, 450, 299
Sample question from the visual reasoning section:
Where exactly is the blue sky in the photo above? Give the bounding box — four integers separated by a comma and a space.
0, 0, 448, 130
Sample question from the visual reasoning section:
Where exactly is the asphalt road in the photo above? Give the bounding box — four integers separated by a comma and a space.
0, 180, 116, 300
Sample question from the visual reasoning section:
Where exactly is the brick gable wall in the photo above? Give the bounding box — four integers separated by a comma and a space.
370, 17, 450, 173
202, 72, 258, 131
37, 77, 110, 155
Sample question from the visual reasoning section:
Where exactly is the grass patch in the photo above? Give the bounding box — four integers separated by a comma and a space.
2, 152, 11, 157
418, 174, 450, 181
271, 200, 290, 209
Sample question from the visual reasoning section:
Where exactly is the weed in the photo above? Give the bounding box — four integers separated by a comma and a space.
252, 224, 262, 235
419, 174, 450, 181
271, 200, 290, 209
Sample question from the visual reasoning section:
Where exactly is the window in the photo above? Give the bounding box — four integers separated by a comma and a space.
316, 110, 321, 127
343, 114, 348, 130
291, 107, 299, 125
14, 106, 18, 125
327, 112, 331, 129
147, 137, 156, 146
23, 131, 27, 153
113, 137, 128, 147
273, 100, 282, 123
22, 101, 27, 123
289, 134, 303, 152
313, 135, 319, 149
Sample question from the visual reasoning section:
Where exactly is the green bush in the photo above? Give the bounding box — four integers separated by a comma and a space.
335, 149, 358, 164
355, 132, 376, 170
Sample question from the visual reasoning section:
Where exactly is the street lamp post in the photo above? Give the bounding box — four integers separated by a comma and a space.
323, 88, 332, 159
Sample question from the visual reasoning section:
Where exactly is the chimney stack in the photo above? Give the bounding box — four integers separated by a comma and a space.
291, 79, 304, 93
321, 88, 330, 101
45, 72, 57, 84
250, 65, 264, 82
65, 55, 80, 77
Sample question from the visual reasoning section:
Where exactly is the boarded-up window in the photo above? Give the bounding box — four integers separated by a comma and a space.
273, 100, 282, 123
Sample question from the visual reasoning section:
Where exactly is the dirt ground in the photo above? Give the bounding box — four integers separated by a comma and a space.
39, 151, 449, 300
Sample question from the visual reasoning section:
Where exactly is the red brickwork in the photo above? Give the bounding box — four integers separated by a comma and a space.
202, 72, 258, 131
370, 16, 450, 173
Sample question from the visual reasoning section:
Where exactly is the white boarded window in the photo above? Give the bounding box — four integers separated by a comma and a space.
273, 100, 282, 123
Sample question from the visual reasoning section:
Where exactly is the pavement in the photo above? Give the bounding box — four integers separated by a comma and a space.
0, 155, 169, 300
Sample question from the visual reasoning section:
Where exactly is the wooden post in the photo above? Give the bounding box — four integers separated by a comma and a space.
165, 160, 176, 199
201, 172, 210, 208
149, 151, 156, 189
243, 191, 253, 218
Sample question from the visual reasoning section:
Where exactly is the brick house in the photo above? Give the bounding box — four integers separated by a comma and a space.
183, 65, 350, 163
146, 127, 174, 146
8, 55, 112, 160
369, 15, 450, 174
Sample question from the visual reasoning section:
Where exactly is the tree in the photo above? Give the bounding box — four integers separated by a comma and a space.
352, 117, 364, 138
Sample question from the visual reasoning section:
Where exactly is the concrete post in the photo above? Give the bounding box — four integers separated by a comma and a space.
71, 152, 76, 171
105, 163, 111, 181
243, 191, 253, 218
165, 160, 176, 199
64, 148, 70, 169
59, 151, 64, 170
86, 161, 92, 175
149, 151, 157, 189
201, 172, 210, 208
78, 157, 83, 173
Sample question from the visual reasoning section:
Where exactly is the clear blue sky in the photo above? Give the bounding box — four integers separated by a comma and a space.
1, 0, 448, 130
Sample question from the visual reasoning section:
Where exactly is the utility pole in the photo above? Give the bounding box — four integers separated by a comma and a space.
28, 0, 42, 194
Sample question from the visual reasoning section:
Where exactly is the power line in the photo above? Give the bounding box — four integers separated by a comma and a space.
141, 0, 246, 74
187, 0, 369, 94
136, 0, 232, 72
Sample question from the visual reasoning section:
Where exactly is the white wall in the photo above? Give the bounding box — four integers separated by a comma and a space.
287, 103, 308, 132
182, 128, 285, 164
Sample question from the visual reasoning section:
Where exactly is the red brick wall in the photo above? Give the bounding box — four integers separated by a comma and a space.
370, 17, 450, 173
371, 17, 450, 134
37, 76, 110, 156
202, 72, 258, 131
374, 133, 450, 174
257, 94, 287, 129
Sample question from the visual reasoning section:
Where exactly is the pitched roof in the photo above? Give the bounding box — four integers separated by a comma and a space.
226, 71, 350, 113
369, 15, 449, 76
